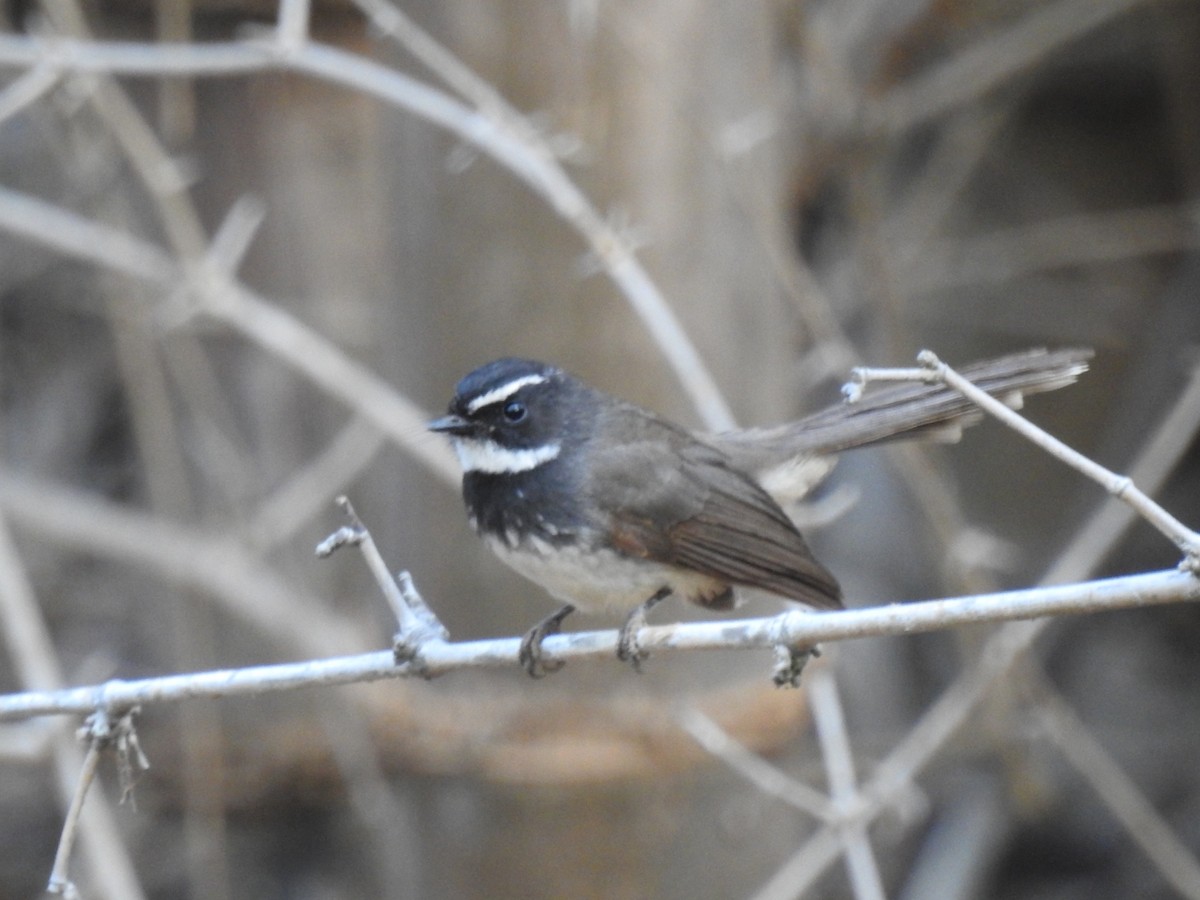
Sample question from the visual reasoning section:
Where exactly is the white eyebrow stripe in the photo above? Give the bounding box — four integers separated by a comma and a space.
452, 438, 561, 474
465, 374, 548, 414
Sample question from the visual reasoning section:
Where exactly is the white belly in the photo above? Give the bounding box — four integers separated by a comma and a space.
485, 535, 725, 616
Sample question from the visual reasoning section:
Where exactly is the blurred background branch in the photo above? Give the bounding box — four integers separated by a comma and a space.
1, 0, 1199, 897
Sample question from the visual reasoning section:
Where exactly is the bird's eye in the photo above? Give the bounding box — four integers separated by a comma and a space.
503, 401, 527, 423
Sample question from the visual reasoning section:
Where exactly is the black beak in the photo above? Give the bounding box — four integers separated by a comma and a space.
428, 414, 472, 436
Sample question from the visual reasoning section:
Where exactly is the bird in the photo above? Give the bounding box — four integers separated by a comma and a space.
429, 349, 1091, 676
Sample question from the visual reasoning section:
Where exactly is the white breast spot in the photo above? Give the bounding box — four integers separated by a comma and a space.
484, 536, 726, 615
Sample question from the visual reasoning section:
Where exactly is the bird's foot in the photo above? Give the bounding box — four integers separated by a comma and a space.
518, 604, 575, 678
617, 588, 672, 672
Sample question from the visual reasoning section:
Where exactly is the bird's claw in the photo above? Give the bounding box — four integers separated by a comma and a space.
616, 588, 671, 673
518, 604, 575, 678
616, 610, 649, 672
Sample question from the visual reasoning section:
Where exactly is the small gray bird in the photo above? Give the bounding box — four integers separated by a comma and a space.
430, 349, 1090, 676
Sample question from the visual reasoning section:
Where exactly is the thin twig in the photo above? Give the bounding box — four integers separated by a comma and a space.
0, 14, 1190, 900
870, 0, 1150, 133
0, 61, 60, 123
905, 201, 1200, 294
0, 29, 735, 428
0, 183, 177, 282
859, 351, 1200, 822
808, 666, 886, 900
1033, 688, 1200, 899
0, 184, 454, 485
758, 619, 1049, 895
275, 0, 311, 52
0, 511, 147, 900
677, 705, 834, 821
751, 825, 846, 900
46, 735, 103, 898
46, 709, 151, 895
205, 193, 267, 279
1045, 358, 1200, 584
797, 353, 1200, 889
321, 0, 740, 431
913, 350, 1200, 560
315, 497, 449, 655
205, 286, 460, 485
247, 417, 385, 550
0, 469, 368, 657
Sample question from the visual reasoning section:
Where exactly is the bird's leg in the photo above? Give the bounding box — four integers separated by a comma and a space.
617, 587, 672, 672
519, 604, 576, 678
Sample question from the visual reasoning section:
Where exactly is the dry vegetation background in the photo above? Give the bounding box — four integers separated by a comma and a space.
2, 0, 1200, 898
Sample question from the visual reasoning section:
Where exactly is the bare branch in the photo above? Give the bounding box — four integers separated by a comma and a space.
1033, 688, 1200, 899
0, 62, 61, 124
809, 666, 886, 900
46, 736, 102, 899
1, 568, 1195, 723
905, 202, 1200, 294
0, 2, 1191, 896
1046, 358, 1200, 584
0, 184, 458, 485
247, 418, 385, 550
0, 184, 177, 283
677, 706, 834, 821
870, 0, 1151, 133
316, 497, 449, 657
0, 30, 737, 428
0, 513, 147, 900
0, 470, 368, 657
275, 0, 311, 51
914, 350, 1200, 560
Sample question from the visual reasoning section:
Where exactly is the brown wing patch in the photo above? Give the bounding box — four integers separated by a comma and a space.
609, 519, 657, 558
665, 474, 843, 610
591, 424, 842, 610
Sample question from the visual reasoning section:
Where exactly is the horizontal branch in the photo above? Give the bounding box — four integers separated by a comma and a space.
1, 568, 1195, 722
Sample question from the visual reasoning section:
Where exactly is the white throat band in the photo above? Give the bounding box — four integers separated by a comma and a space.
453, 437, 561, 474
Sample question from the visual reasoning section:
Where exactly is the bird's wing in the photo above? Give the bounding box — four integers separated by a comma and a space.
585, 432, 842, 610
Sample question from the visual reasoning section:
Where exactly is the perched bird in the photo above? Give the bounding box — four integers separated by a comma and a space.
429, 349, 1091, 676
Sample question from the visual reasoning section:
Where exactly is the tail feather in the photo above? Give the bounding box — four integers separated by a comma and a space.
712, 347, 1092, 477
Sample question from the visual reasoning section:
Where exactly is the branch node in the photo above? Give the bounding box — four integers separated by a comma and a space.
392, 571, 449, 678
319, 497, 449, 673
843, 353, 943, 402
79, 706, 150, 806
314, 496, 365, 557
916, 348, 942, 370
773, 643, 820, 688
396, 570, 449, 641
48, 706, 150, 894
314, 524, 364, 557
1108, 474, 1134, 500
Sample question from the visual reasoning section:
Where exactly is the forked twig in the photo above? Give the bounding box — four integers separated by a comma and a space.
47, 709, 149, 896
315, 496, 448, 670
848, 350, 1200, 565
